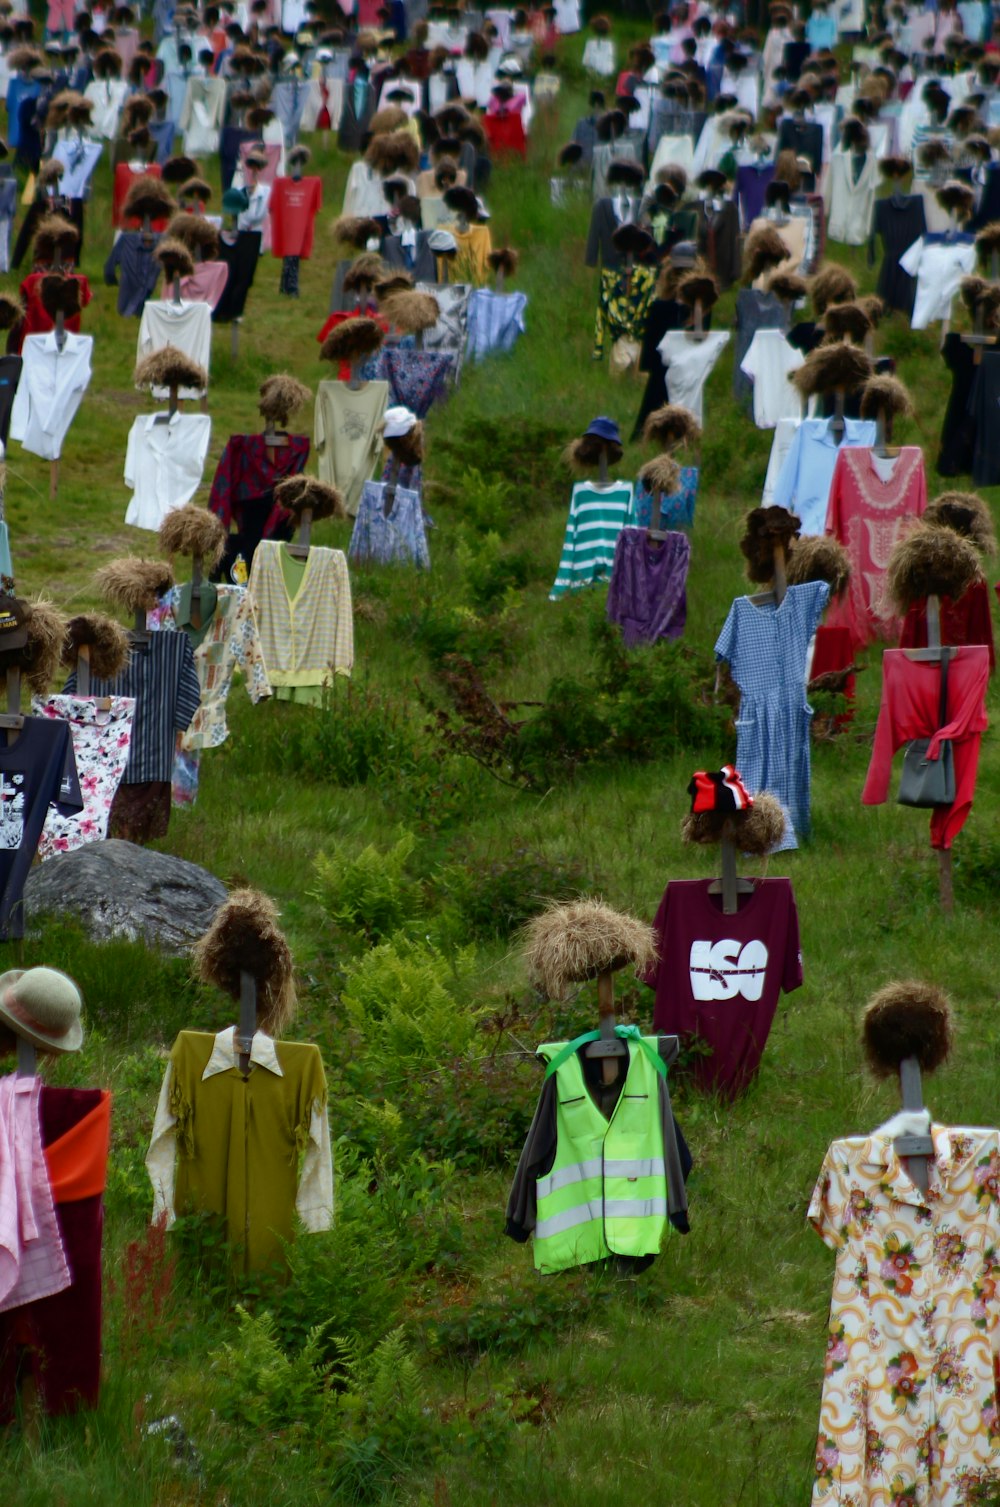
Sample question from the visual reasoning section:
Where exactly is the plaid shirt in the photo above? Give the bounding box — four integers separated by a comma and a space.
208, 433, 310, 540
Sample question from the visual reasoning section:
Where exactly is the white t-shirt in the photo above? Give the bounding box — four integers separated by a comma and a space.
657, 330, 731, 425
124, 412, 212, 530
898, 236, 976, 330
739, 330, 805, 430
136, 300, 212, 398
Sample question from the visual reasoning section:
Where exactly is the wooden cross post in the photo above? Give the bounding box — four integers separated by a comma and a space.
772, 541, 787, 604
77, 643, 91, 695
720, 836, 738, 914
236, 968, 257, 1076
595, 969, 618, 1085
383, 456, 400, 517
895, 1055, 933, 1193
190, 553, 203, 631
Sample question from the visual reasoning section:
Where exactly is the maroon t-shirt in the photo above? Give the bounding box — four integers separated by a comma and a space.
643, 878, 802, 1098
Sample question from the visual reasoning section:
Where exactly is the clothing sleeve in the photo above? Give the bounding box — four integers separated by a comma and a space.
585, 202, 602, 268
104, 237, 122, 286
714, 599, 737, 664
771, 422, 802, 511
804, 579, 832, 639
807, 1149, 845, 1249
898, 236, 923, 277
296, 1096, 333, 1232
824, 447, 845, 537
657, 1039, 690, 1234
208, 437, 235, 525
504, 1074, 557, 1241
145, 1060, 178, 1227
739, 332, 759, 381
331, 550, 354, 676
173, 637, 203, 731
79, 276, 92, 310
229, 590, 272, 703
124, 419, 138, 489
861, 657, 899, 805
782, 885, 804, 993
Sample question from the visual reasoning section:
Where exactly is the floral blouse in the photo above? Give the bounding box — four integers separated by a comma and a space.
148, 585, 271, 750
32, 695, 136, 860
808, 1125, 1000, 1506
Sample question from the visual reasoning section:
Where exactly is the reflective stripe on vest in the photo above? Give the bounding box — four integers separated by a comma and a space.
532, 1035, 669, 1274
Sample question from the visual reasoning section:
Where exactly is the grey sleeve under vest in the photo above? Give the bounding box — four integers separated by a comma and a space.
657, 1035, 690, 1235
504, 1074, 558, 1243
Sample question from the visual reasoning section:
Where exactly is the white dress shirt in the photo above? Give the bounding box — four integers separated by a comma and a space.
10, 331, 93, 462
898, 236, 977, 330
82, 78, 129, 140
51, 136, 103, 197
124, 411, 212, 530
136, 300, 212, 398
144, 1025, 334, 1233
739, 329, 806, 430
656, 330, 731, 425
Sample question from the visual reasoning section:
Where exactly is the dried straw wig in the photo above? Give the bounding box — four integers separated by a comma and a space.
678, 270, 719, 309
258, 373, 311, 426
767, 270, 808, 301
740, 504, 802, 583
166, 211, 219, 258
342, 251, 385, 292
786, 534, 851, 596
38, 158, 64, 188
61, 613, 131, 680
642, 403, 701, 451
95, 557, 175, 615
924, 490, 997, 555
154, 237, 195, 280
193, 889, 296, 1036
936, 178, 975, 219
974, 221, 1000, 262
378, 288, 439, 332
32, 213, 79, 263
374, 272, 414, 300
791, 341, 873, 399
158, 506, 226, 568
558, 141, 583, 167
681, 790, 786, 856
369, 103, 408, 135
743, 222, 788, 282
365, 128, 420, 175
384, 420, 424, 469
885, 524, 983, 610
134, 345, 207, 393
810, 262, 857, 315
638, 453, 681, 496
960, 274, 1000, 329
273, 475, 345, 523
319, 316, 385, 364
488, 246, 519, 278
859, 374, 914, 424
522, 898, 657, 1000
161, 154, 197, 186
823, 300, 872, 344
0, 292, 24, 331
178, 175, 212, 203
918, 137, 952, 170
121, 92, 154, 129
564, 434, 622, 473
862, 980, 953, 1078
39, 273, 81, 320
0, 599, 66, 694
287, 143, 311, 169
879, 153, 912, 178
122, 175, 176, 222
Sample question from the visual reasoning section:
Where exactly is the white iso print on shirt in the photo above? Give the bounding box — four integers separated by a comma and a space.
689, 938, 769, 1001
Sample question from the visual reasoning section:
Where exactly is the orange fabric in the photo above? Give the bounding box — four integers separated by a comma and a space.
44, 1092, 111, 1204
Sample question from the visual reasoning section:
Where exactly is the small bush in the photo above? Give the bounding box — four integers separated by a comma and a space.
434, 847, 590, 942
255, 680, 423, 788
311, 830, 422, 944
457, 530, 530, 611
401, 595, 519, 668
341, 936, 482, 1082
423, 1280, 592, 1360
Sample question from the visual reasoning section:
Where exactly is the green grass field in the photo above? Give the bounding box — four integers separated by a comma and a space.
3, 28, 1000, 1507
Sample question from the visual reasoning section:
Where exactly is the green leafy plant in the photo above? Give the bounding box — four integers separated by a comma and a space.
311, 830, 422, 944
434, 847, 590, 942
210, 1306, 334, 1438
342, 936, 482, 1081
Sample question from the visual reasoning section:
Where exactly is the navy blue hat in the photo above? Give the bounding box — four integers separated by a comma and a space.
584, 416, 621, 445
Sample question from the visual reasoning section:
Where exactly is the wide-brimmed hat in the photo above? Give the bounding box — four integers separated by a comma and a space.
584, 415, 621, 446
0, 967, 83, 1053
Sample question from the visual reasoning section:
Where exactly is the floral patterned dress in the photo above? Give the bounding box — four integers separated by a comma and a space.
809, 1125, 1000, 1506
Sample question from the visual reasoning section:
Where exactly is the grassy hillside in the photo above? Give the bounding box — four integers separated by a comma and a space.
3, 33, 1000, 1507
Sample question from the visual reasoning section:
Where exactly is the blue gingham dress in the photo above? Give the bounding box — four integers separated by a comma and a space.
714, 579, 830, 850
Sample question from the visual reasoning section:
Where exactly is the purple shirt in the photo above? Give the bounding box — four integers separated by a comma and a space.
606, 527, 690, 645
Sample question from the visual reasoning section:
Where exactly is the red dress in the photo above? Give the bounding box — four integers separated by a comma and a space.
18, 272, 92, 349
824, 446, 927, 651
112, 161, 166, 231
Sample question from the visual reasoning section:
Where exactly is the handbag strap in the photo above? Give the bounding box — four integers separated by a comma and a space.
937, 646, 951, 731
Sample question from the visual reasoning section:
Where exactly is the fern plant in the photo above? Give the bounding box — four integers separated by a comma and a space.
311, 830, 422, 944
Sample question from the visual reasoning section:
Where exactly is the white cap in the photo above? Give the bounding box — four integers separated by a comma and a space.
382, 405, 417, 437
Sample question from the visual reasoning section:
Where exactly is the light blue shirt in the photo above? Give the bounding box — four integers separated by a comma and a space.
806, 11, 838, 48
772, 418, 877, 536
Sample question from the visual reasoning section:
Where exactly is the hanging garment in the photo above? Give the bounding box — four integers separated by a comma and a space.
747, 212, 808, 277
0, 717, 83, 938
862, 644, 990, 849
739, 329, 805, 429
0, 1075, 71, 1311
549, 480, 633, 599
808, 1122, 1000, 1507
900, 582, 996, 672
415, 281, 472, 380
313, 379, 389, 516
733, 288, 789, 415
0, 1086, 110, 1421
657, 330, 731, 425
810, 623, 857, 727
968, 351, 1000, 487
937, 333, 977, 479
825, 148, 877, 244
593, 264, 656, 362
643, 878, 802, 1097
213, 231, 261, 324
124, 412, 212, 530
824, 447, 927, 650
591, 137, 641, 202
0, 356, 20, 455
9, 332, 92, 462
269, 176, 322, 259
381, 228, 436, 283
773, 418, 878, 535
0, 177, 16, 274
359, 349, 454, 418
605, 528, 690, 645
873, 193, 927, 316
465, 289, 528, 361
504, 1030, 690, 1273
208, 431, 309, 579
776, 115, 824, 174
136, 300, 212, 399
270, 78, 309, 143
898, 235, 977, 330
32, 696, 135, 859
18, 272, 91, 348
582, 36, 615, 75
111, 161, 166, 230
714, 581, 831, 850
247, 541, 354, 699
627, 466, 699, 530
696, 199, 741, 288
631, 297, 703, 439
584, 195, 641, 269
104, 232, 162, 317
735, 162, 776, 229
179, 262, 229, 312
441, 224, 493, 287
179, 75, 227, 156
50, 137, 102, 201
82, 78, 128, 139
348, 481, 430, 569
146, 1027, 332, 1272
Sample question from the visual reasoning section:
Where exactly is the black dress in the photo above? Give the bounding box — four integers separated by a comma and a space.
733, 289, 789, 413
872, 193, 926, 316
631, 299, 713, 440
696, 199, 741, 289
969, 349, 1000, 486
938, 333, 977, 478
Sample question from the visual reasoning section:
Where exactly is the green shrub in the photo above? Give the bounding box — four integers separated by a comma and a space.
254, 680, 422, 788
401, 1054, 540, 1171
211, 1306, 334, 1437
434, 847, 590, 942
401, 595, 519, 668
341, 936, 482, 1081
431, 427, 566, 513
423, 1280, 592, 1360
311, 830, 422, 944
456, 530, 530, 612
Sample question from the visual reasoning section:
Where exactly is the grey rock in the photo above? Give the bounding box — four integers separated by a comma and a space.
24, 840, 227, 955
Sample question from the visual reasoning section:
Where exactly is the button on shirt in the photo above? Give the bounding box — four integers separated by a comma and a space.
9, 331, 93, 462
124, 411, 212, 531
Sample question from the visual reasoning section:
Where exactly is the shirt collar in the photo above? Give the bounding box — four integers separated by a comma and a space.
860, 1123, 980, 1206
144, 410, 182, 432
202, 1025, 284, 1079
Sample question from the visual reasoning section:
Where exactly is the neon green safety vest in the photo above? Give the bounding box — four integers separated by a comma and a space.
533, 1031, 669, 1275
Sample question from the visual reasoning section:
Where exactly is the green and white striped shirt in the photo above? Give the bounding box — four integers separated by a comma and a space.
549, 481, 633, 600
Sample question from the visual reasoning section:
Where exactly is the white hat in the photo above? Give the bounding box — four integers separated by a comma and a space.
497, 53, 523, 75
382, 405, 417, 437
0, 968, 84, 1054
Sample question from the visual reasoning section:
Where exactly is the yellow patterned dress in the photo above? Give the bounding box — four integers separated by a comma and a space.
808, 1125, 1000, 1506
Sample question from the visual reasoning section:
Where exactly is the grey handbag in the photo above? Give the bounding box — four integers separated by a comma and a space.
897, 647, 956, 809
